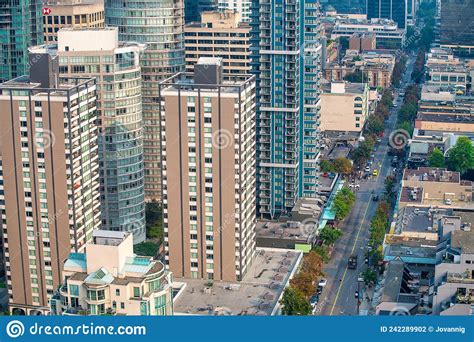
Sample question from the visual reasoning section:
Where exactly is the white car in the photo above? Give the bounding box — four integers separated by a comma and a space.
365, 166, 371, 172
318, 279, 328, 288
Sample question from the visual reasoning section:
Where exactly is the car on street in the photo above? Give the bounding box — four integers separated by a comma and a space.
348, 254, 358, 269
364, 166, 371, 172
373, 195, 379, 202
318, 278, 327, 288
310, 293, 320, 313
372, 169, 379, 176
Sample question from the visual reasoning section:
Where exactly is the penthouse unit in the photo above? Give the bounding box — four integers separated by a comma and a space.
320, 82, 369, 133
415, 99, 474, 135
400, 167, 474, 210
0, 52, 101, 314
43, 0, 105, 43
159, 59, 257, 282
51, 231, 173, 315
184, 11, 251, 77
331, 18, 405, 49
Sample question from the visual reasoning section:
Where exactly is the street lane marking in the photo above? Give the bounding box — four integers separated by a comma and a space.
329, 193, 372, 315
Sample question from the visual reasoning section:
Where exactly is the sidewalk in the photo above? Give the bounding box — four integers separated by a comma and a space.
358, 283, 375, 315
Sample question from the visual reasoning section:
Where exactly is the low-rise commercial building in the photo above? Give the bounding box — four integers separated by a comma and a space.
331, 18, 405, 49
51, 231, 173, 316
400, 167, 474, 210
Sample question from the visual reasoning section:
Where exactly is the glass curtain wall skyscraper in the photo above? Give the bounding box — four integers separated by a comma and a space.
105, 0, 186, 201
251, 0, 322, 218
0, 0, 43, 81
184, 0, 217, 23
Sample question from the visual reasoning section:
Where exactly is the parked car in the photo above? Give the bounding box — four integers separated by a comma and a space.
365, 166, 371, 172
318, 278, 327, 288
372, 169, 379, 176
373, 195, 379, 202
310, 293, 319, 312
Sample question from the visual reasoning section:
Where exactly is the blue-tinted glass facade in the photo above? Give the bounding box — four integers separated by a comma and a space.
105, 0, 186, 201
184, 0, 217, 23
251, 0, 322, 218
0, 0, 43, 82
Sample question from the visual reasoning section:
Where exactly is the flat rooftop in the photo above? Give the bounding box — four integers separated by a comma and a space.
256, 220, 316, 243
417, 113, 474, 123
393, 206, 452, 234
173, 249, 302, 315
403, 167, 460, 183
451, 227, 474, 254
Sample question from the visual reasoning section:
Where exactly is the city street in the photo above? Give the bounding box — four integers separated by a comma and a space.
316, 55, 416, 316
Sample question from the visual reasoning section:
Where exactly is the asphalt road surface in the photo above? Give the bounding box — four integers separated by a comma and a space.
316, 55, 416, 316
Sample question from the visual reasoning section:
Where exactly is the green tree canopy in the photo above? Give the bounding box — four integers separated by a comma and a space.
428, 148, 445, 168
332, 187, 356, 221
319, 227, 343, 246
332, 157, 353, 174
447, 137, 474, 175
280, 287, 312, 315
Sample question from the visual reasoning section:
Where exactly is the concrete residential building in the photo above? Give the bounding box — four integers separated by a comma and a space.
55, 28, 146, 243
218, 0, 252, 22
106, 0, 186, 202
0, 51, 101, 315
184, 11, 251, 77
331, 18, 405, 49
366, 0, 407, 29
320, 82, 370, 133
0, 0, 43, 82
159, 59, 257, 281
51, 230, 173, 315
43, 0, 105, 43
251, 0, 323, 217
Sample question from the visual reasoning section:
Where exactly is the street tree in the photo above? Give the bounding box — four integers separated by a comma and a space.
280, 287, 312, 315
447, 137, 474, 175
319, 227, 343, 246
428, 148, 445, 168
290, 272, 315, 299
300, 251, 324, 278
332, 157, 353, 175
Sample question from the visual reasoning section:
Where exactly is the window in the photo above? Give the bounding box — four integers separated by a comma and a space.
133, 287, 140, 298
115, 289, 120, 296
120, 302, 125, 309
69, 284, 79, 297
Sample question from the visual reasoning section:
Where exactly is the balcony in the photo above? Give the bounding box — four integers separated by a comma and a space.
447, 272, 474, 284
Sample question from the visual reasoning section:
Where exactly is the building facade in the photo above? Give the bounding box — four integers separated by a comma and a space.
0, 0, 43, 82
184, 11, 251, 77
320, 82, 370, 133
366, 0, 407, 29
106, 0, 186, 202
217, 0, 252, 22
51, 231, 173, 315
184, 0, 217, 23
251, 0, 323, 218
43, 0, 105, 43
0, 51, 101, 314
439, 0, 474, 48
56, 28, 146, 243
159, 60, 257, 281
